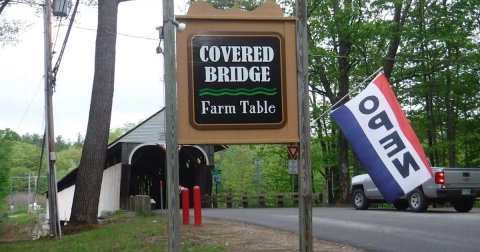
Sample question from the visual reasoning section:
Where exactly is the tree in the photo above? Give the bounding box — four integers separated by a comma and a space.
55, 135, 69, 151
0, 129, 18, 212
70, 0, 121, 224
396, 0, 480, 168
56, 145, 82, 179
0, 0, 38, 47
190, 0, 265, 11
108, 122, 137, 143
216, 145, 256, 194
21, 133, 43, 148
74, 133, 84, 148
306, 0, 431, 203
306, 0, 480, 205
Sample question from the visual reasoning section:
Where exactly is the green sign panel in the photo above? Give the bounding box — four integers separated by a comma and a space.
211, 168, 222, 185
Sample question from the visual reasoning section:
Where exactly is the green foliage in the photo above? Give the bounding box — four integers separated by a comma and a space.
1, 128, 83, 196
56, 146, 82, 179
305, 0, 480, 203
108, 122, 137, 144
9, 142, 44, 192
253, 144, 293, 193
0, 129, 16, 215
55, 135, 69, 151
391, 0, 480, 167
215, 144, 331, 194
189, 0, 265, 11
20, 133, 43, 148
215, 145, 256, 193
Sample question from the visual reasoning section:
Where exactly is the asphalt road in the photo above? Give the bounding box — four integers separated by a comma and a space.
201, 207, 480, 252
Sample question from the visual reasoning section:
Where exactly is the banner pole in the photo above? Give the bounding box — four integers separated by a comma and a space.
311, 67, 383, 125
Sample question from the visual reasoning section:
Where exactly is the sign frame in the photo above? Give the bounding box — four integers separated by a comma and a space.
187, 32, 287, 130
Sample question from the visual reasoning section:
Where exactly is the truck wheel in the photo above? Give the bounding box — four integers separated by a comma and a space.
352, 188, 370, 210
452, 200, 474, 213
408, 189, 428, 212
393, 200, 409, 210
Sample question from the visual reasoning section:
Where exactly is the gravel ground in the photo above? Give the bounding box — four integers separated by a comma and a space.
182, 217, 363, 251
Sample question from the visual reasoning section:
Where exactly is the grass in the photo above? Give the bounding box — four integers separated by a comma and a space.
0, 211, 225, 252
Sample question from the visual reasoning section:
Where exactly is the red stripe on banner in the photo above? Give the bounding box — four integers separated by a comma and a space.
373, 73, 433, 176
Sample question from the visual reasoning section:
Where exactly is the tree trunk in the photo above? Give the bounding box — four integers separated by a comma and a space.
0, 0, 10, 15
445, 68, 457, 167
337, 133, 349, 203
425, 73, 436, 166
332, 0, 352, 204
70, 0, 119, 224
383, 0, 411, 78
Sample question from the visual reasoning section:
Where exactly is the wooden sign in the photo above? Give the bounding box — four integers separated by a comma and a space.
176, 2, 298, 144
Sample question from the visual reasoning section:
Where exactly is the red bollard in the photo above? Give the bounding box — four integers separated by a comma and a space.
193, 186, 202, 226
182, 187, 189, 225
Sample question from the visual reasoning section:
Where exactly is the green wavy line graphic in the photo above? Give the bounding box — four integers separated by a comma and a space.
200, 91, 276, 96
200, 87, 276, 93
199, 87, 277, 97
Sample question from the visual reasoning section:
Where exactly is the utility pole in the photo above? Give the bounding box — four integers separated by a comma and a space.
296, 0, 313, 251
163, 0, 180, 250
28, 173, 31, 213
43, 0, 61, 238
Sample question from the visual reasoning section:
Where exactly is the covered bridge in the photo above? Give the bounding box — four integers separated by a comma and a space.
52, 109, 224, 221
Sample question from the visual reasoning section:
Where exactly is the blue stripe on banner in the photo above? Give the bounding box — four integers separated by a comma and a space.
331, 106, 405, 202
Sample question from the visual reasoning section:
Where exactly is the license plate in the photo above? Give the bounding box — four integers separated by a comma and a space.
462, 189, 471, 195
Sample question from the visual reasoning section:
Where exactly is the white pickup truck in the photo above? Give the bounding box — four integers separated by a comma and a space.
350, 167, 480, 212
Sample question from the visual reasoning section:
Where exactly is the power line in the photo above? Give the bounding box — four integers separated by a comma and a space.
51, 0, 80, 88
16, 77, 44, 131
64, 24, 158, 41
34, 130, 46, 201
52, 17, 64, 51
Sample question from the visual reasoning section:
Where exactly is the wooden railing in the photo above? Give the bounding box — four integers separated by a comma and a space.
201, 192, 325, 208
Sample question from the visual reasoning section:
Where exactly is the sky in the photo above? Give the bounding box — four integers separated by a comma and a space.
0, 0, 188, 142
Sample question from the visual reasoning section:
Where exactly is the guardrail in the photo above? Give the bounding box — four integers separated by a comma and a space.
202, 192, 325, 208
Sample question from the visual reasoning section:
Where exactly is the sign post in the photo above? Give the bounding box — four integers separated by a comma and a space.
211, 168, 222, 195
287, 145, 299, 193
288, 146, 299, 175
163, 0, 180, 249
253, 157, 262, 204
296, 0, 313, 250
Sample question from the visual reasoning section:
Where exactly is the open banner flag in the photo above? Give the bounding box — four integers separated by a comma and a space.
330, 72, 433, 202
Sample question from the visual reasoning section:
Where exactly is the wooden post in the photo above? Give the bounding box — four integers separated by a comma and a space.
242, 193, 249, 208
129, 195, 134, 211
143, 196, 151, 216
163, 0, 180, 249
43, 0, 61, 238
227, 193, 233, 208
277, 194, 285, 207
258, 194, 266, 208
135, 196, 142, 214
296, 0, 313, 251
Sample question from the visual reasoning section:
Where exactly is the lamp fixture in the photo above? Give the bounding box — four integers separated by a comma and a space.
156, 18, 186, 54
